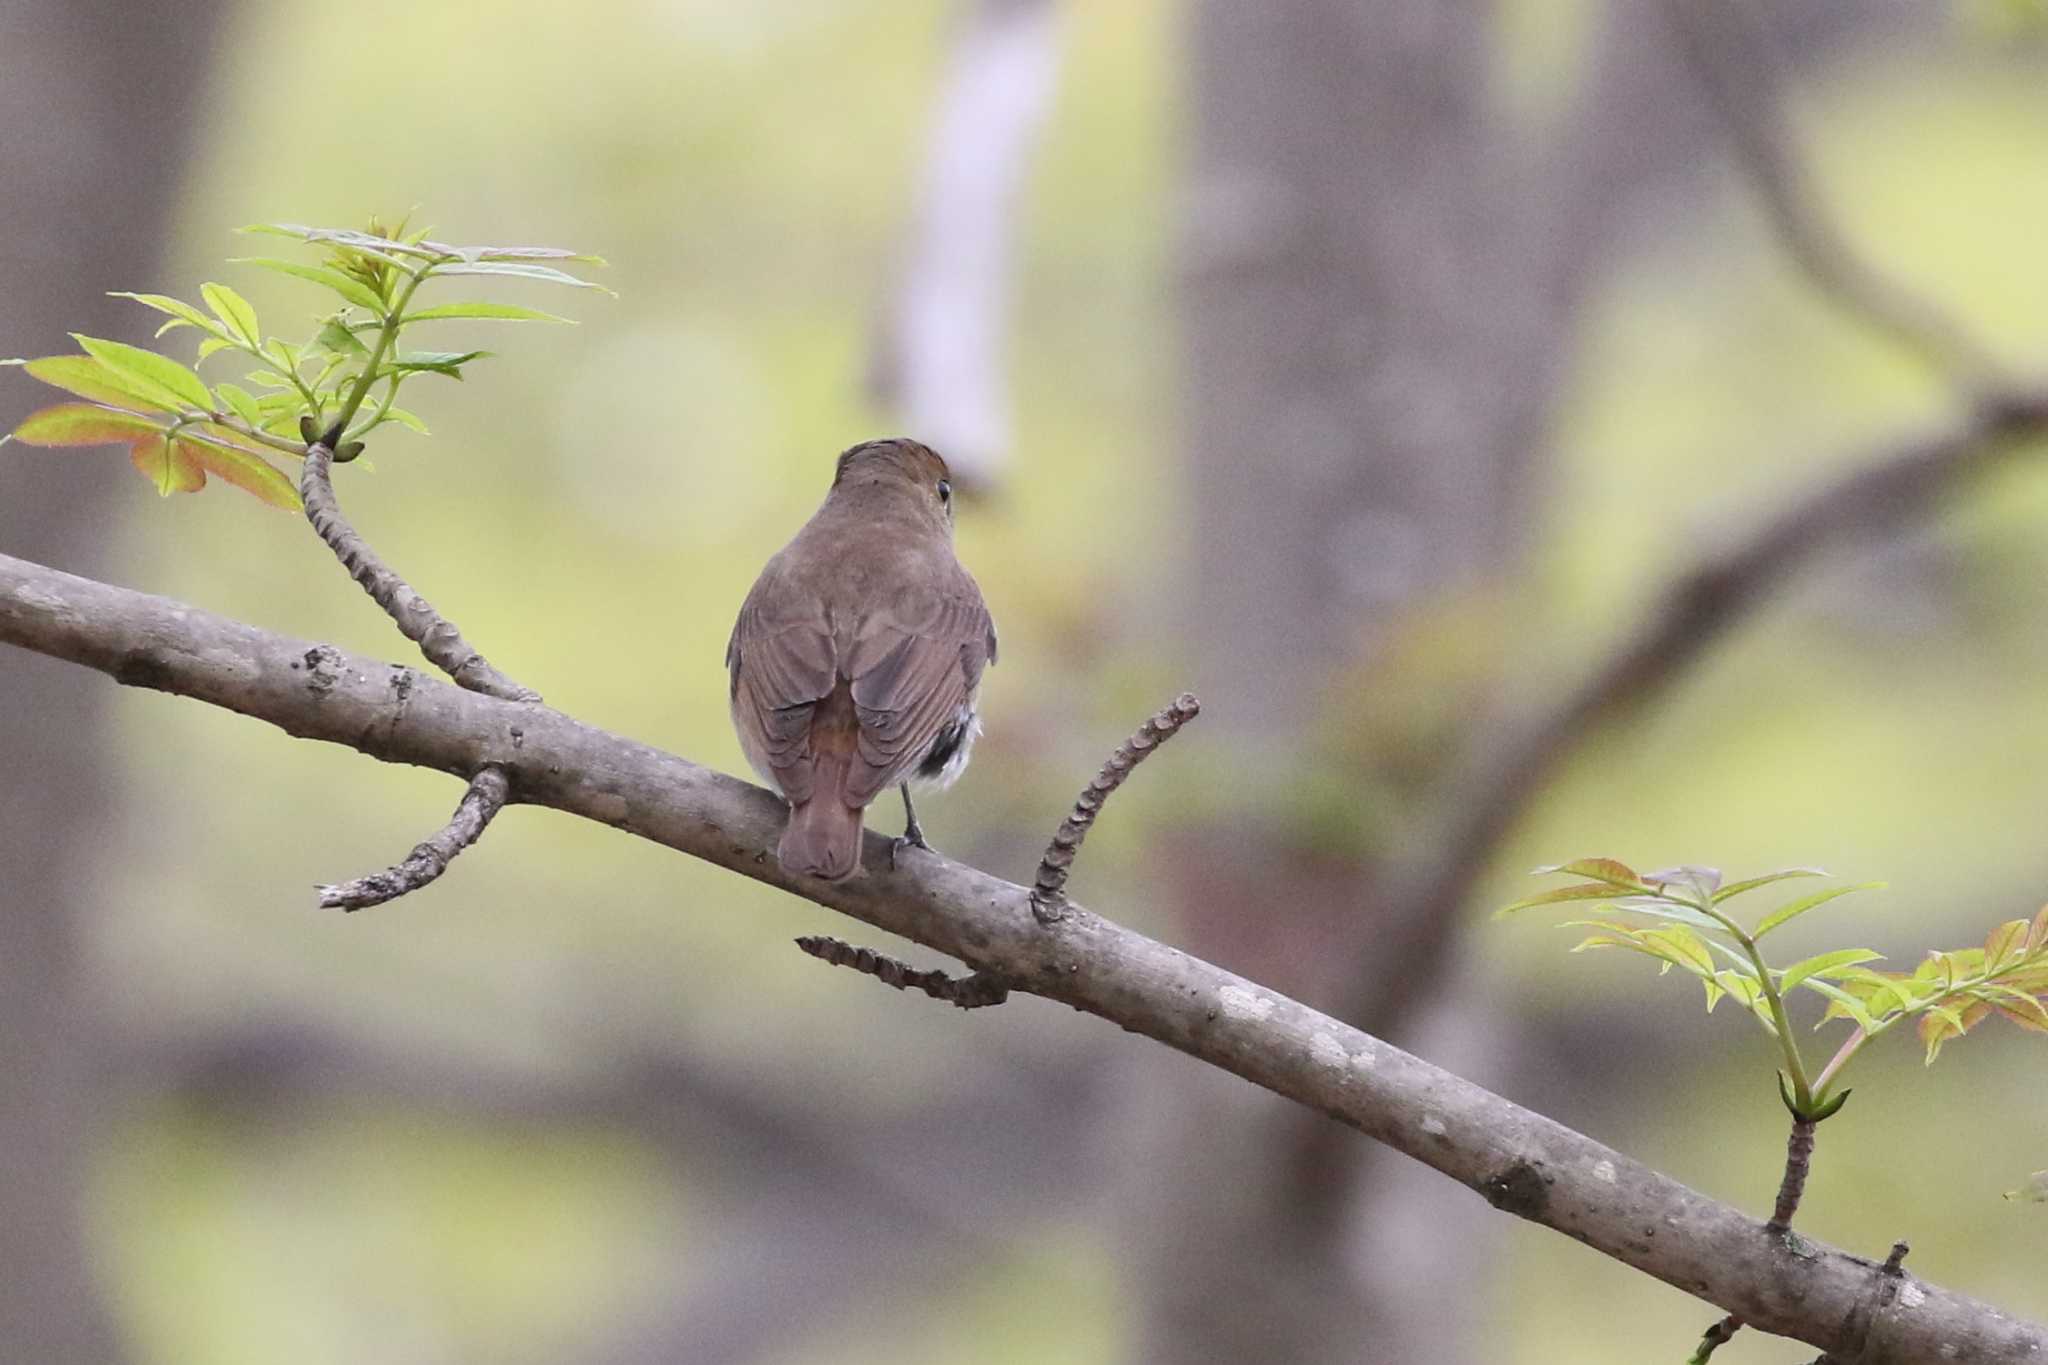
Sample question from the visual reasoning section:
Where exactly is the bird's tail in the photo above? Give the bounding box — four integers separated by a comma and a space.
779, 797, 865, 880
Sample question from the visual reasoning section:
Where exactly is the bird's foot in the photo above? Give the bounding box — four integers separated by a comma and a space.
891, 824, 933, 871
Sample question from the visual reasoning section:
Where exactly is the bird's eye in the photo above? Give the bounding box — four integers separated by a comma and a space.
937, 479, 952, 506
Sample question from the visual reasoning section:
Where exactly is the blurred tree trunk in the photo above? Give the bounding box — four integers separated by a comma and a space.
1134, 1, 1701, 1360
0, 2, 229, 1357
1142, 1, 1929, 1359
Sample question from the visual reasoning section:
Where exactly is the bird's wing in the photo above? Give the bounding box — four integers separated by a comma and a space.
843, 583, 993, 804
728, 578, 838, 805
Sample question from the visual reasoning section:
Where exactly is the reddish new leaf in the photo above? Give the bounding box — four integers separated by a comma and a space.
129, 435, 206, 496
11, 356, 177, 412
178, 433, 299, 510
9, 403, 168, 446
1530, 858, 1647, 892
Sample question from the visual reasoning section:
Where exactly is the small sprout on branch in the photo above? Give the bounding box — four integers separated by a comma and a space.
1686, 1314, 1744, 1364
1502, 858, 2048, 1123
3, 214, 606, 509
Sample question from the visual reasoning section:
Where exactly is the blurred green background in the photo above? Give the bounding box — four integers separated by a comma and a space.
3, 1, 2046, 1362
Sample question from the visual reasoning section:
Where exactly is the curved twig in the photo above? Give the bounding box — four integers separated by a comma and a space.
1031, 692, 1200, 923
1663, 0, 2006, 390
795, 935, 1010, 1009
299, 442, 538, 702
316, 763, 511, 910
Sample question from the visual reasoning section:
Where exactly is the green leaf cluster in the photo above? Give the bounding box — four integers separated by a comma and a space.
1501, 857, 2048, 1122
2, 216, 606, 508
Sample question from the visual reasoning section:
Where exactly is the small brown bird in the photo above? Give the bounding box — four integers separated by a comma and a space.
727, 438, 996, 880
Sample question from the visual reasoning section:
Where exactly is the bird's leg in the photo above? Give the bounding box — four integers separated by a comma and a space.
891, 783, 932, 869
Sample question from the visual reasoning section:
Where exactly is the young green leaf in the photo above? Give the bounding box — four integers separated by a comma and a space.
212, 382, 264, 428
1753, 882, 1883, 939
1797, 977, 1881, 1035
426, 261, 613, 292
1495, 882, 1628, 917
382, 349, 489, 379
1597, 898, 1726, 932
109, 292, 227, 338
1641, 924, 1715, 977
230, 257, 387, 312
1711, 867, 1828, 904
71, 335, 213, 411
448, 244, 607, 265
315, 319, 369, 357
399, 301, 574, 325
1778, 948, 1885, 995
1828, 966, 1914, 1018
379, 406, 430, 435
8, 355, 176, 412
200, 282, 261, 348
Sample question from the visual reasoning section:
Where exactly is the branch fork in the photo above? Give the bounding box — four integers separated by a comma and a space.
299, 439, 535, 906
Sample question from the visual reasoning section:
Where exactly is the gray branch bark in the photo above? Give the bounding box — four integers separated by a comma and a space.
2, 551, 2043, 1365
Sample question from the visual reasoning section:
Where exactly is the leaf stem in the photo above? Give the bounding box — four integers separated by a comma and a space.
1691, 896, 1816, 1109
204, 412, 312, 459
329, 268, 429, 446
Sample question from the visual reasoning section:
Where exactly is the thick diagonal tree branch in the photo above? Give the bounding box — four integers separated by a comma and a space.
1, 550, 2042, 1363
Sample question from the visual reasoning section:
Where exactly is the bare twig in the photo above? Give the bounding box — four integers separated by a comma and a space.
298, 440, 534, 905
299, 442, 539, 702
795, 935, 1010, 1009
1662, 0, 2005, 390
1031, 692, 1200, 923
316, 763, 511, 910
2, 555, 2044, 1363
868, 0, 1060, 489
1769, 1115, 1820, 1233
